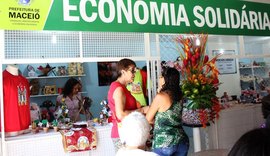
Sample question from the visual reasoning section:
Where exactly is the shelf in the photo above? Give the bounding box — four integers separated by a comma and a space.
240, 79, 254, 82
239, 66, 265, 69
30, 92, 87, 98
26, 75, 86, 80
30, 94, 59, 98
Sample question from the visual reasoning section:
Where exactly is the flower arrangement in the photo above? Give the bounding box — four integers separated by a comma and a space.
176, 34, 221, 127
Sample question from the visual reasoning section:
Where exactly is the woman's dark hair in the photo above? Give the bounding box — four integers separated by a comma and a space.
160, 67, 182, 102
116, 58, 136, 78
228, 128, 270, 156
62, 78, 80, 97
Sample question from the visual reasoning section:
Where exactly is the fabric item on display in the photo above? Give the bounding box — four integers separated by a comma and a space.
60, 127, 97, 153
126, 70, 147, 107
2, 70, 31, 133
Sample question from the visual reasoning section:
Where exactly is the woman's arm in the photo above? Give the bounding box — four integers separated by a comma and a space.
146, 92, 171, 124
113, 87, 133, 120
146, 93, 163, 124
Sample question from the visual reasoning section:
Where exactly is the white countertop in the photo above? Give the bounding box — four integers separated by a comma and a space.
5, 123, 112, 142
221, 103, 261, 112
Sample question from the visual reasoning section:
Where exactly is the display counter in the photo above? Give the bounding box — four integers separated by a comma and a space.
2, 124, 114, 156
207, 103, 264, 150
0, 104, 264, 155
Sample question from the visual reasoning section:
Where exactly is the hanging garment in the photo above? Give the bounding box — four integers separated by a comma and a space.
2, 70, 31, 134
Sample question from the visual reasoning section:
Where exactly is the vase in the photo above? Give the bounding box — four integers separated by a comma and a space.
182, 108, 210, 127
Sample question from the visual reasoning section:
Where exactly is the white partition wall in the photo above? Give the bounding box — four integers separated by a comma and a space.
208, 104, 264, 150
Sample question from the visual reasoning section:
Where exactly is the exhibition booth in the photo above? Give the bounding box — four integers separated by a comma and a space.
0, 0, 269, 156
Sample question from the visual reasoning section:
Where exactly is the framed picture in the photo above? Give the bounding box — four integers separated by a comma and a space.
212, 50, 237, 74
97, 62, 117, 86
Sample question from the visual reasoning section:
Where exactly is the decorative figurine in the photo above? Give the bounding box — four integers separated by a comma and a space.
57, 66, 66, 76
37, 63, 56, 77
27, 65, 36, 77
67, 62, 77, 75
77, 63, 84, 75
99, 98, 112, 123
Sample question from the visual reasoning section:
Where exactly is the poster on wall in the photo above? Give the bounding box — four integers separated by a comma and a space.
97, 62, 117, 86
213, 50, 237, 74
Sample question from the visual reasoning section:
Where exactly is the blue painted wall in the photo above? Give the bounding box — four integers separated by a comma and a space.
3, 61, 147, 118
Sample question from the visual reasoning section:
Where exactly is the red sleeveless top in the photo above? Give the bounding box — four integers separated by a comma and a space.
108, 81, 137, 138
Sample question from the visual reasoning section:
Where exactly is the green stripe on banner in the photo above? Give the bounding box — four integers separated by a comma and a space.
1, 0, 269, 36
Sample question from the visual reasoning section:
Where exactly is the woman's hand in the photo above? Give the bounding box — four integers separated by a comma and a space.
136, 106, 149, 114
141, 106, 149, 114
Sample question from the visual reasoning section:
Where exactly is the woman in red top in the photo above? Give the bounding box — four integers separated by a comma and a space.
108, 58, 148, 153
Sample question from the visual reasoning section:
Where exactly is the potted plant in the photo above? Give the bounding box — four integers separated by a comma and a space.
52, 119, 59, 132
176, 34, 221, 127
42, 119, 49, 133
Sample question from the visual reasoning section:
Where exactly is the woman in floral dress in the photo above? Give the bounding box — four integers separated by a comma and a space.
146, 67, 189, 156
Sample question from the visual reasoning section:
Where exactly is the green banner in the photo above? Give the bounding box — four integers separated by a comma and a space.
0, 0, 269, 36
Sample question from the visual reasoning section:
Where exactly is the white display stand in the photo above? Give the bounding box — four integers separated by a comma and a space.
2, 124, 114, 156
191, 104, 264, 153
207, 104, 264, 150
193, 128, 201, 152
190, 125, 210, 152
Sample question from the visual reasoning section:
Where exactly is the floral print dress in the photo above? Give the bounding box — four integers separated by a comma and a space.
153, 101, 188, 149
